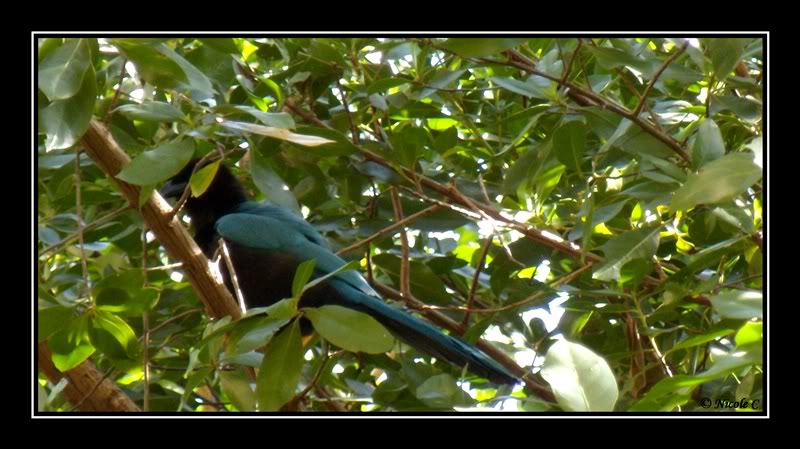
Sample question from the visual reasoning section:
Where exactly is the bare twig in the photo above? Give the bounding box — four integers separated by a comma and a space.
220, 241, 247, 313
462, 238, 493, 327
336, 204, 441, 256
104, 58, 128, 125
336, 79, 360, 145
561, 39, 582, 85
633, 42, 688, 117
390, 187, 410, 296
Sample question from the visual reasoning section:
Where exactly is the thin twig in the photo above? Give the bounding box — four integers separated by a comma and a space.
561, 39, 582, 85
145, 307, 204, 337
477, 55, 691, 162
220, 241, 246, 313
336, 204, 441, 256
462, 238, 493, 327
336, 79, 360, 145
616, 69, 665, 132
39, 205, 130, 257
390, 188, 410, 296
633, 42, 688, 117
104, 58, 128, 125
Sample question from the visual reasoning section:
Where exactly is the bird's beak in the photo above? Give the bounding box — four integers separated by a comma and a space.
159, 180, 188, 199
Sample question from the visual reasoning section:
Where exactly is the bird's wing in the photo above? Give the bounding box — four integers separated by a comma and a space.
215, 213, 379, 297
233, 202, 331, 249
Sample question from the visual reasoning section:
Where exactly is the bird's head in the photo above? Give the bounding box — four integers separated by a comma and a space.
160, 158, 248, 219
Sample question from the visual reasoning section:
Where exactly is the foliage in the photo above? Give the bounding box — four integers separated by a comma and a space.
37, 36, 764, 412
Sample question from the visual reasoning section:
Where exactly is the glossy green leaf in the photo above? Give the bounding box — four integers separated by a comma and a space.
221, 120, 335, 147
540, 339, 619, 411
48, 315, 95, 372
41, 65, 96, 151
671, 153, 762, 211
440, 38, 527, 58
233, 105, 295, 129
415, 373, 474, 409
491, 75, 555, 100
691, 118, 725, 170
735, 321, 762, 346
116, 139, 195, 186
220, 368, 256, 411
38, 306, 75, 342
38, 39, 91, 100
710, 289, 762, 320
115, 101, 186, 123
292, 259, 317, 299
593, 226, 661, 282
251, 147, 301, 214
368, 77, 412, 94
706, 38, 748, 80
226, 316, 289, 355
553, 121, 587, 172
256, 320, 304, 411
303, 305, 394, 354
190, 160, 221, 197
90, 310, 138, 359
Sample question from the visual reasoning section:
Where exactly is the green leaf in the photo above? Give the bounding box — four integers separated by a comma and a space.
115, 101, 186, 123
233, 105, 295, 129
706, 38, 748, 80
735, 321, 762, 346
372, 253, 451, 304
41, 64, 96, 151
440, 38, 527, 58
671, 153, 762, 211
48, 315, 95, 371
226, 317, 289, 355
96, 286, 159, 316
368, 77, 412, 95
553, 121, 587, 172
116, 139, 195, 186
221, 120, 335, 147
710, 289, 762, 320
38, 39, 91, 100
593, 226, 661, 282
220, 368, 256, 411
190, 160, 221, 197
38, 306, 75, 342
156, 44, 216, 99
112, 40, 188, 89
668, 327, 735, 353
251, 148, 301, 214
303, 305, 395, 354
415, 373, 475, 409
585, 46, 656, 78
199, 38, 239, 55
490, 75, 555, 100
433, 127, 458, 153
90, 310, 138, 359
292, 259, 317, 299
691, 119, 725, 169
540, 339, 619, 411
256, 319, 304, 411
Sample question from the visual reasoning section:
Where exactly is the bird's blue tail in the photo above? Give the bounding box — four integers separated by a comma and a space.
329, 280, 519, 385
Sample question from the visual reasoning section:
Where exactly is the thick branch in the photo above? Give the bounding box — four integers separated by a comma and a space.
37, 342, 140, 412
79, 120, 241, 320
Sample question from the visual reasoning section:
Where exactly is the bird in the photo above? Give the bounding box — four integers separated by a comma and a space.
160, 158, 518, 385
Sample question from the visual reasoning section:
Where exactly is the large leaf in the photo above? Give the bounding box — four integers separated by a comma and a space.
691, 118, 725, 170
251, 147, 301, 214
491, 75, 556, 100
303, 305, 395, 354
414, 373, 475, 409
48, 315, 95, 372
440, 38, 527, 58
706, 38, 748, 80
671, 153, 762, 211
710, 289, 762, 320
593, 226, 661, 282
540, 339, 619, 411
115, 101, 186, 123
256, 320, 304, 411
41, 65, 96, 151
116, 139, 195, 186
221, 120, 335, 147
90, 310, 138, 359
220, 368, 256, 411
38, 39, 91, 101
553, 121, 587, 172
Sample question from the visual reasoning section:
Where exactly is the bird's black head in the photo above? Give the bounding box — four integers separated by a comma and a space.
160, 158, 248, 225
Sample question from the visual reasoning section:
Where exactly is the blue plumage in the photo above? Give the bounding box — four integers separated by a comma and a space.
161, 160, 518, 385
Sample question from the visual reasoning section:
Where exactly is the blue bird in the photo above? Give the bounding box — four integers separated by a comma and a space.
160, 159, 517, 385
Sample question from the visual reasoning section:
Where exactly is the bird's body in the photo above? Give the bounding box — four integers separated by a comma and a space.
161, 160, 517, 385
